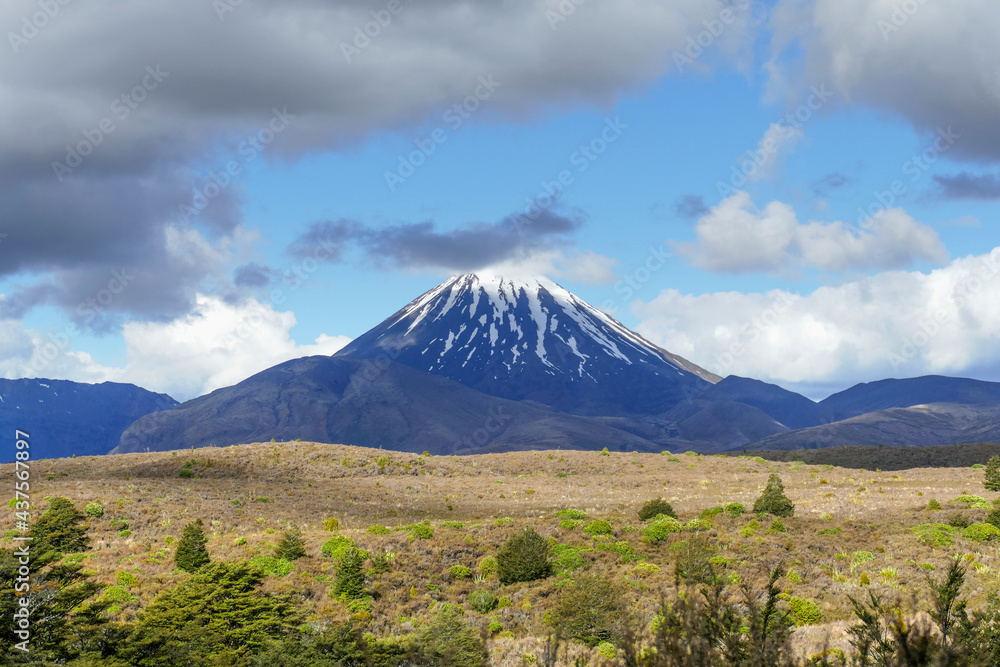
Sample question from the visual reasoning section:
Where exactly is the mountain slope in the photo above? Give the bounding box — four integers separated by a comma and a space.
699, 376, 823, 430
818, 376, 1000, 422
114, 356, 666, 456
0, 378, 177, 461
335, 273, 719, 416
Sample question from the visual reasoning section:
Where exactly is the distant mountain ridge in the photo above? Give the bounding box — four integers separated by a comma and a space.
0, 378, 176, 461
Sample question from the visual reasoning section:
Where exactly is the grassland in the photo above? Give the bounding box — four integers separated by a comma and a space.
6, 442, 1000, 665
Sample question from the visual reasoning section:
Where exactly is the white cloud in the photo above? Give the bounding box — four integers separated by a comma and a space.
673, 191, 948, 273
1, 296, 350, 401
767, 0, 1000, 161
745, 122, 804, 181
633, 246, 1000, 397
478, 249, 619, 286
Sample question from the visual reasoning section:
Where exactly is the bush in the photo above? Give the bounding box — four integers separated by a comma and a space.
638, 498, 676, 521
556, 509, 586, 520
912, 523, 956, 547
596, 642, 616, 660
497, 527, 551, 585
559, 519, 581, 529
753, 474, 795, 517
985, 456, 1000, 492
274, 530, 307, 561
84, 502, 104, 518
768, 519, 787, 534
948, 513, 972, 529
963, 523, 1000, 542
322, 535, 357, 560
583, 519, 613, 536
673, 536, 716, 585
175, 519, 210, 573
987, 509, 1000, 530
789, 597, 823, 625
323, 517, 340, 532
414, 604, 487, 667
643, 516, 682, 543
366, 525, 391, 535
477, 555, 498, 578
116, 571, 138, 587
927, 499, 943, 511
468, 589, 498, 613
450, 565, 472, 579
725, 502, 746, 517
249, 555, 294, 577
30, 497, 89, 556
547, 573, 630, 647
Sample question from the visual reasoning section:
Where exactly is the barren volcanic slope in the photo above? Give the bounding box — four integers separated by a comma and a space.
8, 442, 1000, 664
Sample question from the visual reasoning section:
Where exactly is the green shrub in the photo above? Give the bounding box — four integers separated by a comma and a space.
414, 604, 487, 667
410, 523, 434, 539
559, 519, 581, 530
468, 589, 498, 614
768, 519, 787, 534
366, 525, 391, 535
684, 518, 712, 532
643, 516, 682, 542
638, 498, 676, 521
753, 474, 794, 517
249, 555, 294, 577
332, 547, 367, 600
600, 448, 610, 456
477, 556, 498, 578
115, 571, 138, 587
102, 585, 137, 604
987, 508, 1000, 530
175, 519, 210, 573
699, 506, 724, 519
450, 565, 472, 579
30, 497, 89, 555
985, 456, 1000, 492
583, 519, 613, 536
556, 509, 587, 520
552, 544, 588, 575
179, 467, 194, 479
948, 513, 972, 529
596, 642, 616, 659
789, 597, 822, 625
497, 527, 551, 585
440, 521, 465, 529
926, 499, 943, 511
818, 527, 843, 536
547, 573, 628, 647
725, 502, 745, 517
963, 523, 1000, 542
118, 529, 131, 538
912, 523, 955, 547
738, 519, 761, 538
321, 535, 357, 560
673, 536, 717, 584
84, 502, 104, 518
323, 517, 340, 532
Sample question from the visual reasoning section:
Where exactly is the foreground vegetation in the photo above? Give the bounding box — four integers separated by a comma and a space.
4, 442, 1000, 665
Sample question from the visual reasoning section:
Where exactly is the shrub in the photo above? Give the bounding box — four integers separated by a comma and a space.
963, 523, 1000, 542
818, 527, 843, 536
30, 497, 89, 556
468, 589, 498, 614
175, 519, 210, 573
673, 536, 717, 585
332, 547, 367, 600
323, 517, 340, 532
84, 502, 104, 518
738, 519, 761, 538
552, 544, 588, 575
789, 597, 823, 625
547, 573, 629, 647
725, 502, 746, 517
600, 448, 610, 456
249, 555, 294, 577
274, 530, 307, 561
477, 556, 498, 578
947, 513, 971, 529
643, 516, 682, 543
413, 604, 487, 667
684, 519, 712, 532
926, 499, 943, 511
583, 519, 613, 536
768, 519, 787, 534
497, 527, 551, 585
985, 456, 1000, 492
556, 509, 587, 520
559, 519, 581, 529
638, 498, 676, 522
912, 523, 955, 548
450, 565, 472, 579
753, 474, 795, 517
699, 506, 724, 519
366, 525, 391, 535
987, 509, 1000, 530
115, 571, 138, 587
410, 523, 434, 539
596, 643, 616, 660
179, 467, 193, 479
440, 521, 465, 529
322, 535, 357, 560
118, 529, 132, 538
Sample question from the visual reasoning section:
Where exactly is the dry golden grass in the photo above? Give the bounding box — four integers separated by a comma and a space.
5, 442, 1000, 665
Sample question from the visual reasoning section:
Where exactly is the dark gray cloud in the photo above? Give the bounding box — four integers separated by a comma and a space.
812, 172, 849, 196
934, 172, 1000, 200
288, 210, 582, 272
675, 195, 709, 219
0, 0, 744, 327
233, 263, 275, 289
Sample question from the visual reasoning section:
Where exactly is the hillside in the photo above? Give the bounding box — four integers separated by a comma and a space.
6, 442, 1000, 664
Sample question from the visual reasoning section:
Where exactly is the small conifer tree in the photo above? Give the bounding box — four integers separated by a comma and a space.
175, 518, 211, 573
274, 529, 307, 561
753, 474, 795, 517
31, 497, 90, 556
497, 527, 551, 585
333, 547, 366, 599
985, 456, 1000, 492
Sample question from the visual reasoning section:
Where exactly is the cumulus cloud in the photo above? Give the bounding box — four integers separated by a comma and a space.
766, 0, 1000, 161
745, 122, 803, 181
633, 246, 1000, 398
673, 191, 948, 273
0, 296, 350, 401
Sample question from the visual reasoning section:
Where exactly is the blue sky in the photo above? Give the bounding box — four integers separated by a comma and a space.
2, 0, 999, 401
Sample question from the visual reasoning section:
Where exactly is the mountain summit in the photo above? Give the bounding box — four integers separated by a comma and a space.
335, 273, 719, 416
